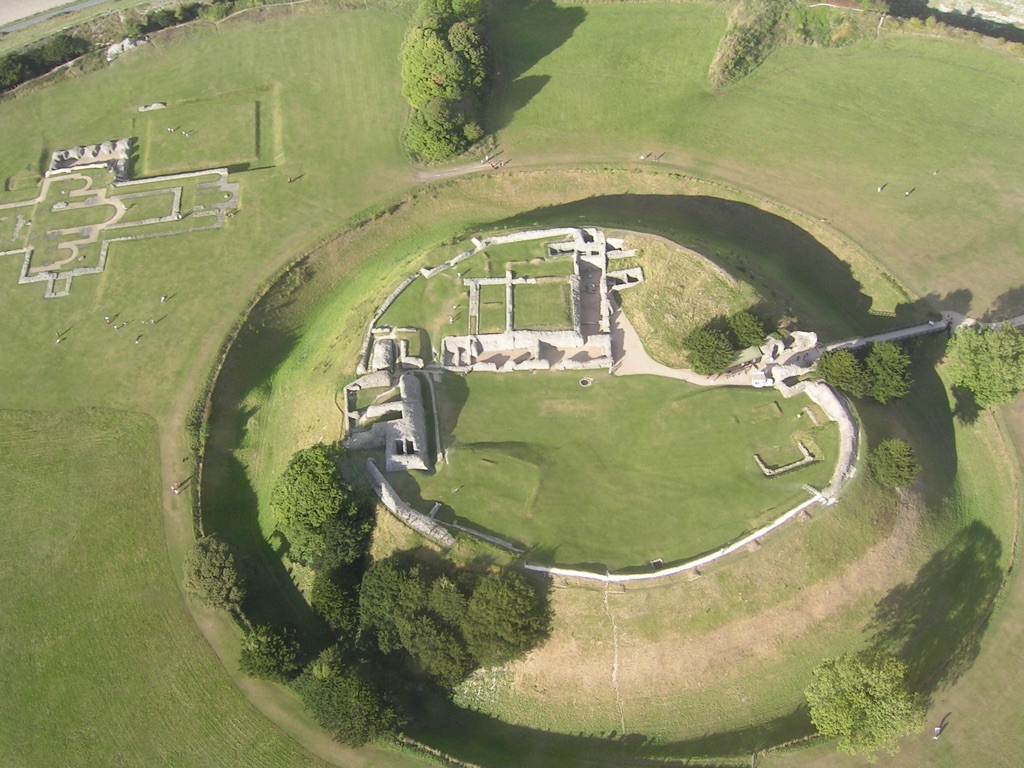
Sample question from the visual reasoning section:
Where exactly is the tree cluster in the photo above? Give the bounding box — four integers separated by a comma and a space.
946, 323, 1024, 407
400, 0, 489, 160
359, 558, 550, 688
0, 34, 91, 94
806, 652, 925, 760
816, 342, 911, 403
196, 440, 551, 749
683, 310, 768, 375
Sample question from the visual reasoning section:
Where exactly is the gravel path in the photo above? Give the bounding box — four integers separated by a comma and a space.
609, 299, 754, 387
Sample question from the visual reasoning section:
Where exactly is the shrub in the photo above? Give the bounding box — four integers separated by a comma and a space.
182, 534, 246, 611
869, 439, 920, 489
683, 326, 734, 374
709, 0, 791, 88
239, 625, 300, 681
0, 34, 91, 94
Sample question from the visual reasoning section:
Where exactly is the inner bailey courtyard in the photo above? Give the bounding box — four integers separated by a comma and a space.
341, 228, 859, 578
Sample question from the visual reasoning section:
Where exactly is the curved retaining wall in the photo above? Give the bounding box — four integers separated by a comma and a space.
522, 380, 859, 584
524, 494, 823, 584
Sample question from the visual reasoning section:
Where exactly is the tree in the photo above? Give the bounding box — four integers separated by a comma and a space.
271, 444, 372, 568
359, 559, 429, 653
869, 439, 920, 489
462, 571, 548, 666
447, 21, 488, 90
727, 310, 766, 348
239, 625, 300, 682
182, 534, 246, 611
404, 98, 470, 161
293, 646, 399, 746
682, 326, 734, 375
400, 26, 467, 109
311, 572, 360, 636
946, 323, 1024, 407
398, 613, 475, 687
806, 653, 925, 760
0, 54, 31, 92
816, 348, 871, 398
271, 444, 348, 530
864, 342, 911, 403
429, 575, 469, 625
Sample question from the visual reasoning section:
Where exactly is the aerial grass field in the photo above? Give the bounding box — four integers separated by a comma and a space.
387, 371, 837, 570
0, 409, 339, 768
1, 0, 1024, 766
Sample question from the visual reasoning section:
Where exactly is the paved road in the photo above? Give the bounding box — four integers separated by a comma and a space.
0, 0, 112, 34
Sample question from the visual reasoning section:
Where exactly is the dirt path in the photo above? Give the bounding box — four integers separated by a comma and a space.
508, 497, 922, 729
610, 300, 755, 386
415, 161, 492, 184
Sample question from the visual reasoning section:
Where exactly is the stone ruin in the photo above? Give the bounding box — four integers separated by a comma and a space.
343, 227, 645, 547
106, 37, 149, 62
344, 372, 431, 473
439, 227, 642, 373
48, 138, 133, 182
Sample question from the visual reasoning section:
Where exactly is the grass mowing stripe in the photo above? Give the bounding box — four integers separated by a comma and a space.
0, 409, 330, 767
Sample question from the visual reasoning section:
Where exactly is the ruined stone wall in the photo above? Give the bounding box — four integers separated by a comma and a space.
365, 460, 455, 547
778, 380, 858, 500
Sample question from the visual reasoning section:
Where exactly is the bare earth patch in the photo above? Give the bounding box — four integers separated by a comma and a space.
466, 495, 923, 736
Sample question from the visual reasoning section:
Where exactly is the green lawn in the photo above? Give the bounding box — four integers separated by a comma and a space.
387, 371, 837, 570
136, 95, 261, 176
490, 3, 1024, 315
0, 409, 331, 768
512, 280, 572, 331
1, 2, 1023, 766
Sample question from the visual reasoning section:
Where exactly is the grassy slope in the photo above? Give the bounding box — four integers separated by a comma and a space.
490, 3, 1024, 314
0, 2, 1021, 766
391, 371, 836, 570
0, 409, 330, 768
0, 8, 430, 767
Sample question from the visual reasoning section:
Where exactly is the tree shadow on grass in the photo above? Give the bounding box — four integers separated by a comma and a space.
486, 1, 586, 132
434, 370, 471, 448
641, 707, 814, 761
856, 333, 958, 511
203, 453, 330, 653
867, 520, 1004, 699
981, 284, 1024, 323
951, 385, 981, 426
403, 691, 751, 768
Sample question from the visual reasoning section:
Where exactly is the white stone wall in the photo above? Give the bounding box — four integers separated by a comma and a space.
365, 460, 456, 547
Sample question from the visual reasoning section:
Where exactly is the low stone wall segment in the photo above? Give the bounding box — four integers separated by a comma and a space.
365, 459, 455, 547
